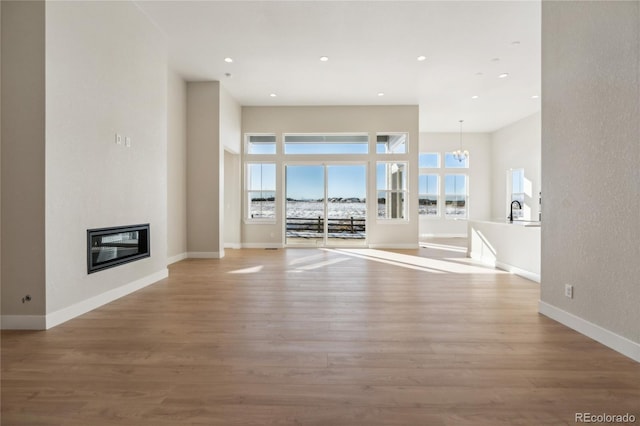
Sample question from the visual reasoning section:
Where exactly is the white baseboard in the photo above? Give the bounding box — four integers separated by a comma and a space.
241, 243, 283, 249
1, 315, 46, 330
421, 233, 468, 238
539, 301, 640, 363
167, 252, 188, 265
495, 261, 540, 283
1, 269, 169, 330
187, 251, 221, 258
224, 243, 242, 249
45, 268, 169, 329
368, 243, 420, 249
469, 251, 540, 283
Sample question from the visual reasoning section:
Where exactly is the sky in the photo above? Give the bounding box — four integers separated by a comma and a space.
286, 165, 367, 200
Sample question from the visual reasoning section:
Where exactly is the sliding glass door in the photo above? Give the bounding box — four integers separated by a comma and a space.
285, 164, 366, 247
285, 165, 325, 245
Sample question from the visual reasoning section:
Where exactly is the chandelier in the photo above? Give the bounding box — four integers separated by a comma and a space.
452, 119, 469, 162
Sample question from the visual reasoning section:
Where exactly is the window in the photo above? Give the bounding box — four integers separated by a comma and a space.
246, 135, 276, 154
419, 153, 439, 168
444, 152, 469, 168
445, 174, 467, 218
377, 133, 407, 154
284, 134, 368, 154
246, 163, 276, 221
510, 169, 525, 220
377, 162, 408, 220
419, 174, 439, 216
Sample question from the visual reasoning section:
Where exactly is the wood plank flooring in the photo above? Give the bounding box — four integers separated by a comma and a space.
2, 242, 639, 425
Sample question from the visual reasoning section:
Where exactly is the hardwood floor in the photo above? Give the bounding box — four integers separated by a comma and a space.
2, 243, 639, 425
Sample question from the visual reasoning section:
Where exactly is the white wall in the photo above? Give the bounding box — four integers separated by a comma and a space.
540, 1, 639, 358
186, 82, 242, 258
468, 220, 541, 282
44, 1, 168, 321
224, 150, 242, 248
419, 132, 492, 238
0, 0, 2, 317
167, 68, 187, 262
1, 1, 47, 322
242, 105, 419, 248
220, 85, 241, 154
220, 85, 242, 249
187, 82, 222, 257
491, 112, 541, 222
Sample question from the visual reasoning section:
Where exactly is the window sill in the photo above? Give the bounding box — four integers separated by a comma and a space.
244, 219, 277, 225
376, 219, 410, 225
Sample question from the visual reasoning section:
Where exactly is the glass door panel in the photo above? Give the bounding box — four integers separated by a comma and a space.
285, 165, 325, 245
327, 165, 367, 246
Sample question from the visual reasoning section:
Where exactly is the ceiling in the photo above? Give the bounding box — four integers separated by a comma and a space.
136, 1, 541, 133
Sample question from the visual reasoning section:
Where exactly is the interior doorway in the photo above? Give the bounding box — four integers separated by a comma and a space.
285, 164, 367, 247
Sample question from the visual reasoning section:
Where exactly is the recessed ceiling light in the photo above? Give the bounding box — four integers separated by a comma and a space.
475, 72, 484, 76
224, 57, 233, 63
498, 73, 509, 78
270, 93, 277, 97
377, 92, 385, 97
417, 55, 427, 61
471, 95, 479, 99
531, 95, 540, 99
320, 56, 329, 62
512, 41, 521, 45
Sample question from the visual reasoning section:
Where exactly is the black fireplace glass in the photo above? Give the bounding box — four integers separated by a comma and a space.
87, 224, 150, 273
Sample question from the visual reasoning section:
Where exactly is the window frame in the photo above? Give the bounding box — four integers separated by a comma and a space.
444, 173, 468, 219
376, 132, 408, 155
283, 133, 369, 155
245, 133, 277, 155
418, 174, 440, 217
419, 152, 440, 168
245, 162, 277, 223
509, 168, 525, 220
444, 152, 469, 169
376, 161, 409, 222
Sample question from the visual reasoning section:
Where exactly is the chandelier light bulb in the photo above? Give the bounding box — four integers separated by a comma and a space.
455, 120, 468, 162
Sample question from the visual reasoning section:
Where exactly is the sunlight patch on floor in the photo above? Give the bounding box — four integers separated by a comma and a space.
322, 248, 445, 274
287, 253, 330, 266
228, 265, 264, 274
330, 248, 505, 274
289, 257, 351, 272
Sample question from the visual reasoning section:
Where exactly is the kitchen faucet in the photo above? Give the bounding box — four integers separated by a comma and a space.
509, 200, 522, 223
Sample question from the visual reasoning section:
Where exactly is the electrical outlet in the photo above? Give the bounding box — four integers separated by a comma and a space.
125, 136, 131, 148
564, 284, 573, 299
115, 133, 122, 145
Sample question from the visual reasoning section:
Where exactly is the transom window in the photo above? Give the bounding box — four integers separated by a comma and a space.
377, 133, 407, 154
445, 152, 469, 168
284, 134, 368, 155
419, 153, 440, 168
246, 135, 276, 154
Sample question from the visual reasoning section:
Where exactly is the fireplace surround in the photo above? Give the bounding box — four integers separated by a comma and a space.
87, 224, 150, 274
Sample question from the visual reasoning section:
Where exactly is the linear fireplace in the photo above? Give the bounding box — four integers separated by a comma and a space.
87, 224, 150, 274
